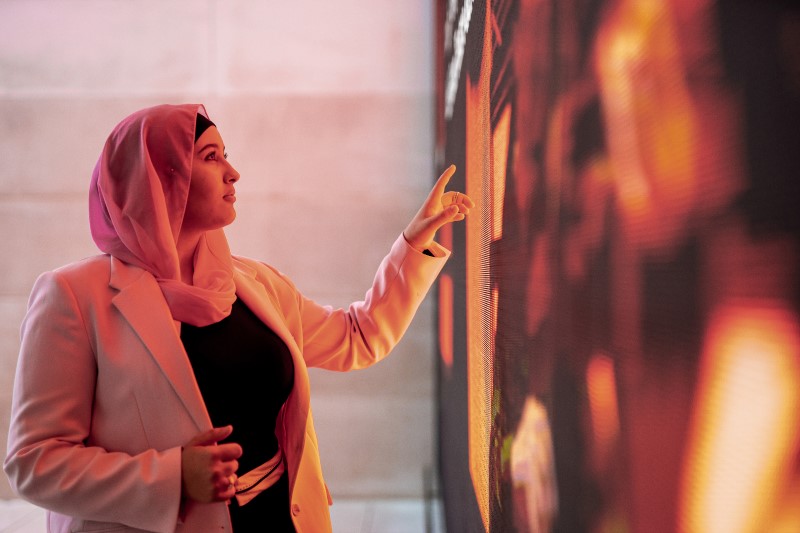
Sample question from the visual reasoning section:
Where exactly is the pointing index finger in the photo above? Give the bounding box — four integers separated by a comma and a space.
429, 165, 457, 203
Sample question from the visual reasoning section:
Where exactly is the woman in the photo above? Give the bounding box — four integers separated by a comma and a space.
3, 104, 472, 532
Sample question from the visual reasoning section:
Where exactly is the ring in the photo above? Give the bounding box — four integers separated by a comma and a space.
453, 192, 460, 204
228, 474, 236, 488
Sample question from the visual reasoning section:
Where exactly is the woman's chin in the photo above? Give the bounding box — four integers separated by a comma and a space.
220, 211, 237, 229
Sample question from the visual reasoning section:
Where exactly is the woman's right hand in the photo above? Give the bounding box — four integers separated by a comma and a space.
181, 425, 243, 503
403, 165, 474, 253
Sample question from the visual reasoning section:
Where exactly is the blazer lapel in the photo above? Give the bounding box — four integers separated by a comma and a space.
109, 257, 212, 433
232, 259, 311, 462
231, 260, 310, 408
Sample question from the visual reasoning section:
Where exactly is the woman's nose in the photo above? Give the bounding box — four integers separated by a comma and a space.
225, 164, 240, 183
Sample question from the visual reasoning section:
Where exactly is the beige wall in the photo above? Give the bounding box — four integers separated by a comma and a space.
0, 0, 436, 500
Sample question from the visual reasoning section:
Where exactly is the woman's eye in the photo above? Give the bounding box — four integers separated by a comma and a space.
224, 152, 229, 160
205, 152, 217, 161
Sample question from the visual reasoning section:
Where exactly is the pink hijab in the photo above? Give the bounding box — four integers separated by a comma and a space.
89, 104, 237, 327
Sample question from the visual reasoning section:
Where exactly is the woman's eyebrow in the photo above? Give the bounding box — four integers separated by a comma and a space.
196, 142, 224, 154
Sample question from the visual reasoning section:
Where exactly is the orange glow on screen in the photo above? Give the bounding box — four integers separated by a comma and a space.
439, 216, 453, 251
491, 104, 511, 241
465, 2, 494, 530
680, 303, 800, 533
586, 353, 620, 474
596, 0, 698, 252
511, 397, 559, 533
439, 273, 454, 370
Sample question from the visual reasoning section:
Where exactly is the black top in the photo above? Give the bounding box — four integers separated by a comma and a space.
180, 297, 294, 473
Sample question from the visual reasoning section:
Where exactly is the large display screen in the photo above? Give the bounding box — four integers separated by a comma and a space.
435, 1, 800, 531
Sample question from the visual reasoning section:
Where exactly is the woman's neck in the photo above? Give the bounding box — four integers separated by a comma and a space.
176, 231, 201, 285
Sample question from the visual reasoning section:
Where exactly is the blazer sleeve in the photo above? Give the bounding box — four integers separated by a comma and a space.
3, 270, 183, 533
276, 233, 449, 371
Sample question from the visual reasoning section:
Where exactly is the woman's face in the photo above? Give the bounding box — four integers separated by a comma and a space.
182, 126, 240, 235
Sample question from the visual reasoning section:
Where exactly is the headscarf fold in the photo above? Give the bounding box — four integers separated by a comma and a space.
89, 104, 237, 326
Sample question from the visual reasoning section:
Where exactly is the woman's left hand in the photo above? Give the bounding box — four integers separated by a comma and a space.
403, 165, 474, 252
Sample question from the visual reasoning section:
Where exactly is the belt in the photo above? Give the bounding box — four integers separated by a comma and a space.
234, 448, 285, 506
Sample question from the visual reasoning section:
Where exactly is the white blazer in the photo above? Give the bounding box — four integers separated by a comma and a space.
4, 235, 448, 533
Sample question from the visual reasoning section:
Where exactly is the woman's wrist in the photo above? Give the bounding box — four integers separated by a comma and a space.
401, 231, 432, 254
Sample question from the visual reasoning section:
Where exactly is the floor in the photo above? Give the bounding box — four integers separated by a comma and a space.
0, 498, 446, 533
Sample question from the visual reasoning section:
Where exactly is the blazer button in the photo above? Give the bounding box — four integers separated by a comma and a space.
291, 503, 301, 516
